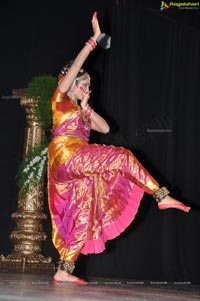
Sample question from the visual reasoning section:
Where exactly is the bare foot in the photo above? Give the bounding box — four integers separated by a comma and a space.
158, 195, 191, 213
53, 269, 86, 284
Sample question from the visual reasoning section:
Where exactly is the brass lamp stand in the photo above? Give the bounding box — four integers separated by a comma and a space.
0, 90, 55, 272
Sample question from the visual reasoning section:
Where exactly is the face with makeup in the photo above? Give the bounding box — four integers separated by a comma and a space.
73, 75, 91, 101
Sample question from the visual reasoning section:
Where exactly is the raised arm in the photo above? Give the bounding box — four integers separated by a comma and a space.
59, 12, 101, 93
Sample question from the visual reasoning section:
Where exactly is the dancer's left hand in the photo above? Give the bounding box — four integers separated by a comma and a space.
80, 87, 92, 109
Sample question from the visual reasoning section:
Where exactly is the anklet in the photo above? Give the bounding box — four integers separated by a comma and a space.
153, 187, 170, 202
57, 260, 75, 274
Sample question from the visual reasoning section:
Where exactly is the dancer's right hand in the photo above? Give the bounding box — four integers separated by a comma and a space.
91, 11, 101, 40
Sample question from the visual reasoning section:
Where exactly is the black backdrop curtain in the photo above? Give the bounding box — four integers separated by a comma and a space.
97, 1, 200, 282
0, 0, 200, 283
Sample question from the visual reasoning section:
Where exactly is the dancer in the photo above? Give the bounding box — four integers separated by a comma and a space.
48, 11, 190, 284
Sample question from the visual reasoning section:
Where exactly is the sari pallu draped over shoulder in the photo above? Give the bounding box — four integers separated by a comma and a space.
48, 88, 159, 261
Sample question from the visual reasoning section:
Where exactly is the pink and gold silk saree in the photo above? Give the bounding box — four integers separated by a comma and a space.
48, 88, 159, 262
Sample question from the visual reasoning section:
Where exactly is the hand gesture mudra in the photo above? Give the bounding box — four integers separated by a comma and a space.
91, 11, 101, 40
80, 87, 92, 110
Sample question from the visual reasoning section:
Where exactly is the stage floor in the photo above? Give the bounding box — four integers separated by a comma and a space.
0, 272, 199, 301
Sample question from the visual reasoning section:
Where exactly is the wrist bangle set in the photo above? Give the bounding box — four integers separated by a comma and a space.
85, 37, 97, 51
82, 105, 93, 118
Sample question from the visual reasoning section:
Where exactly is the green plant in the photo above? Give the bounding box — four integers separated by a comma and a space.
27, 74, 57, 129
16, 74, 57, 198
16, 139, 48, 199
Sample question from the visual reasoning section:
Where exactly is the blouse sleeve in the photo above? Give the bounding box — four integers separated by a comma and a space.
51, 82, 67, 118
51, 86, 65, 103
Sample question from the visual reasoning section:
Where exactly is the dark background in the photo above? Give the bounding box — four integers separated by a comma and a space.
0, 0, 200, 283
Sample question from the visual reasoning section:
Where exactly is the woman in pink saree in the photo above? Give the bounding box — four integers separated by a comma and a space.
48, 12, 190, 284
